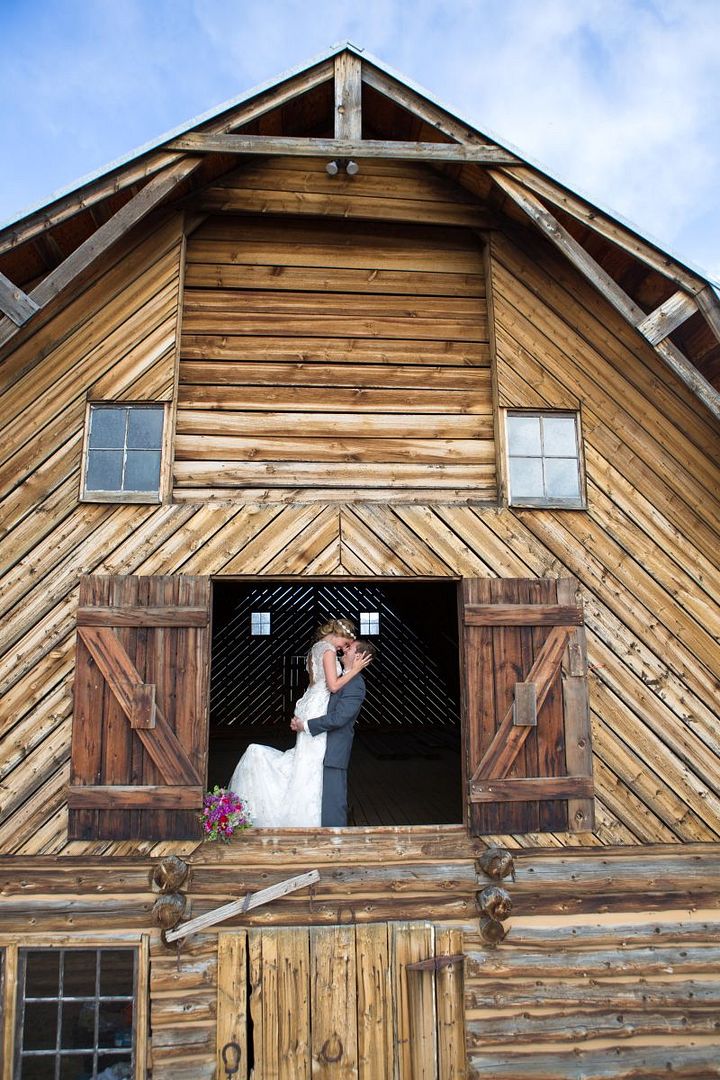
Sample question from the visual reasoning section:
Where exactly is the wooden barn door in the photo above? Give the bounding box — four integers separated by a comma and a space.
461, 577, 594, 835
216, 923, 466, 1079
68, 575, 211, 840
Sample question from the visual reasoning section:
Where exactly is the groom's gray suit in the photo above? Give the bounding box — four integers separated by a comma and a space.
307, 675, 366, 827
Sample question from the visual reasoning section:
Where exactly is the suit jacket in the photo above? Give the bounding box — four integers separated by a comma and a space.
307, 675, 366, 769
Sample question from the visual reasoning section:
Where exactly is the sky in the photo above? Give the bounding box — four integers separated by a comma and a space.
2, 0, 720, 281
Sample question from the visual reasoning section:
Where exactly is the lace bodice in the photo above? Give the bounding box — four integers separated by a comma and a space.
295, 641, 340, 721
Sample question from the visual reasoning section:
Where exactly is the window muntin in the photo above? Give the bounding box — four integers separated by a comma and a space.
16, 948, 136, 1079
360, 612, 380, 635
251, 611, 271, 636
85, 404, 164, 498
506, 412, 584, 506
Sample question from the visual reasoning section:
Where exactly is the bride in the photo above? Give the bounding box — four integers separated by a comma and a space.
228, 618, 371, 827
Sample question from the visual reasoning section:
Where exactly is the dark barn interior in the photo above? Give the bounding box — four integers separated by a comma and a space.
208, 580, 463, 825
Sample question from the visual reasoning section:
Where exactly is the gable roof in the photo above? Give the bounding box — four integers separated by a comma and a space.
1, 43, 719, 418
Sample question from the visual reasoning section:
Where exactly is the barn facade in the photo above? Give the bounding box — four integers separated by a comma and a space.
1, 44, 720, 1079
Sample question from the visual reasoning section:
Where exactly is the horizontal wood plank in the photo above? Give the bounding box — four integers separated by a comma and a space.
67, 785, 203, 808
470, 775, 594, 802
77, 605, 209, 627
464, 603, 583, 626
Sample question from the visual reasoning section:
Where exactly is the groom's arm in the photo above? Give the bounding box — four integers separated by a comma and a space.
306, 681, 365, 737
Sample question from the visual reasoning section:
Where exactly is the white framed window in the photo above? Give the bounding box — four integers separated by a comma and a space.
251, 612, 271, 636
82, 403, 165, 502
360, 612, 380, 635
15, 947, 137, 1078
506, 411, 585, 508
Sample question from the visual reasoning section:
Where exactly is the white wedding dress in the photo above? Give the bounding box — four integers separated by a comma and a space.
227, 640, 338, 827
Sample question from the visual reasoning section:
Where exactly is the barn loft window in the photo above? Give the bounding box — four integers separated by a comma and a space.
506, 411, 584, 507
82, 403, 165, 502
14, 948, 137, 1079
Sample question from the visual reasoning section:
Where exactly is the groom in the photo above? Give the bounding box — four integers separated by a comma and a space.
291, 639, 376, 826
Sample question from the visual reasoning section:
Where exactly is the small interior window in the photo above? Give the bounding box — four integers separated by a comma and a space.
251, 611, 271, 636
506, 411, 584, 507
84, 403, 164, 499
360, 612, 380, 635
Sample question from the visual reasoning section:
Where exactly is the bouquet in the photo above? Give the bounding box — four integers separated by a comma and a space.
200, 787, 252, 842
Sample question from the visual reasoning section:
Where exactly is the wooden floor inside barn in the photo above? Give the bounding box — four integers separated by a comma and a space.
209, 730, 463, 826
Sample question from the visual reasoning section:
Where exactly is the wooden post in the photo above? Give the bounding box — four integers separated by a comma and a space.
334, 53, 363, 141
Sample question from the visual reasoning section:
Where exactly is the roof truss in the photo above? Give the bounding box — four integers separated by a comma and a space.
0, 43, 719, 417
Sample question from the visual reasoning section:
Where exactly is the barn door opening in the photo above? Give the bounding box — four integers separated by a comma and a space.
208, 580, 462, 826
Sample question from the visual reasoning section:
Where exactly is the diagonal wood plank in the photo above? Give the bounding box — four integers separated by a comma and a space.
76, 626, 200, 785
471, 625, 572, 781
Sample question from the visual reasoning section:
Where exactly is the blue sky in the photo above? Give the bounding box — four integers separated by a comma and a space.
2, 0, 720, 281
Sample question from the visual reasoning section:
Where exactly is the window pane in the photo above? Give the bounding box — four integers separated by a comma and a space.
25, 951, 59, 996
544, 457, 581, 498
19, 1056, 56, 1079
360, 612, 380, 635
22, 1002, 58, 1049
542, 415, 578, 456
98, 1001, 134, 1048
62, 1000, 95, 1050
509, 456, 543, 498
96, 1054, 132, 1078
63, 950, 97, 997
59, 1055, 94, 1080
124, 450, 161, 492
507, 414, 541, 455
99, 951, 134, 997
127, 407, 164, 449
86, 450, 123, 491
89, 408, 126, 448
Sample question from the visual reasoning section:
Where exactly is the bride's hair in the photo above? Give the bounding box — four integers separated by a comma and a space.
313, 617, 357, 643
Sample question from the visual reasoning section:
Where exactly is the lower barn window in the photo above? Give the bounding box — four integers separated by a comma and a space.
15, 948, 136, 1079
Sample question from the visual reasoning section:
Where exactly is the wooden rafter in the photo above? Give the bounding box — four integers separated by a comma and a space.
0, 270, 38, 326
490, 169, 720, 421
0, 58, 334, 259
0, 159, 198, 350
498, 166, 708, 294
166, 132, 518, 162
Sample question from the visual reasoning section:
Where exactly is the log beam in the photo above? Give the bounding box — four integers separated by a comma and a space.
490, 169, 720, 421
0, 270, 38, 326
165, 132, 519, 162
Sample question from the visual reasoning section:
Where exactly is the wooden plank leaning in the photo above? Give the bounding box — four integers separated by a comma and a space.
164, 870, 321, 942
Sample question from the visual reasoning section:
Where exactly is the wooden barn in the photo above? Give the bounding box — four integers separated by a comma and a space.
2, 42, 720, 1080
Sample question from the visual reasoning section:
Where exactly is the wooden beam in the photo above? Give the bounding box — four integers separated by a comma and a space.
0, 159, 197, 350
636, 289, 698, 344
164, 870, 320, 942
490, 169, 720, 421
470, 776, 594, 803
335, 52, 362, 141
499, 165, 708, 294
695, 285, 720, 345
165, 132, 519, 162
0, 270, 38, 325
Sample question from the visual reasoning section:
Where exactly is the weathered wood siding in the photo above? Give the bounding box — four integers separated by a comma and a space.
1, 157, 720, 858
2, 842, 719, 1078
178, 173, 494, 501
